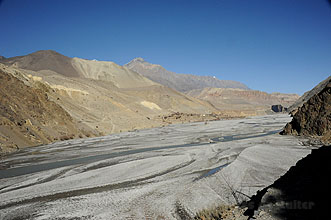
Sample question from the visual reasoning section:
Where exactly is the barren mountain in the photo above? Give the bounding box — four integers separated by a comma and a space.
33, 69, 218, 135
1, 50, 80, 77
124, 57, 250, 92
0, 51, 227, 153
0, 64, 97, 154
0, 50, 157, 88
71, 57, 156, 88
186, 87, 299, 116
0, 50, 300, 154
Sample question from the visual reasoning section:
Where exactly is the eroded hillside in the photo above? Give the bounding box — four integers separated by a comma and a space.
0, 64, 96, 154
0, 53, 224, 153
186, 88, 299, 116
0, 50, 301, 153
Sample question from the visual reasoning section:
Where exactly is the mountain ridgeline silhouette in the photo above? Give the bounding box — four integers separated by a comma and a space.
124, 57, 250, 92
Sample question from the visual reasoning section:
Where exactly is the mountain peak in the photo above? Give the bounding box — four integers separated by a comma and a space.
125, 57, 149, 68
0, 49, 80, 77
31, 50, 63, 56
132, 57, 146, 63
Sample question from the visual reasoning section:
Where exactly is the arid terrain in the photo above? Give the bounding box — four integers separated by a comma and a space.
0, 51, 219, 153
0, 50, 329, 220
186, 88, 299, 116
0, 50, 299, 154
1, 1, 330, 219
0, 64, 98, 154
194, 76, 330, 220
0, 114, 312, 220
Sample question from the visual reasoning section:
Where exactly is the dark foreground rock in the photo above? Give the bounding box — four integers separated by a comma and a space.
243, 145, 331, 220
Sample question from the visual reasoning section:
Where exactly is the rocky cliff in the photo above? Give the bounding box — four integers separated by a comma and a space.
281, 77, 331, 144
242, 77, 331, 219
195, 77, 331, 220
288, 76, 331, 112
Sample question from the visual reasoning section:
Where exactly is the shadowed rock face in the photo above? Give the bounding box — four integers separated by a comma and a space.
271, 104, 287, 113
244, 145, 331, 220
239, 77, 331, 220
281, 79, 330, 143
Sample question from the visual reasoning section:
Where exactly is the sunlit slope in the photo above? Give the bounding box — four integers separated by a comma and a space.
71, 57, 157, 88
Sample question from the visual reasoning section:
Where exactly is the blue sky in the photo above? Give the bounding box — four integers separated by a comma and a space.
0, 0, 330, 94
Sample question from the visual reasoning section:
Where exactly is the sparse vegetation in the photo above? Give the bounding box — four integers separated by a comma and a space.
194, 205, 236, 220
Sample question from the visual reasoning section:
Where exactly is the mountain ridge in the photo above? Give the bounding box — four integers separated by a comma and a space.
1, 50, 81, 77
0, 50, 158, 89
124, 57, 250, 92
186, 87, 300, 115
0, 52, 227, 154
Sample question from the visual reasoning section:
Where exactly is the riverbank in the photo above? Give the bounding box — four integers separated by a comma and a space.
0, 115, 311, 219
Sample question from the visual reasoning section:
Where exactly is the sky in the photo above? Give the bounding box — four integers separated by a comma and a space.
0, 0, 330, 95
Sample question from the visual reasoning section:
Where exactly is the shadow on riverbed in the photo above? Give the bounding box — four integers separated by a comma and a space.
244, 145, 331, 220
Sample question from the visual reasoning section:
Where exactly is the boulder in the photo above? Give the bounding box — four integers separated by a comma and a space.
271, 104, 287, 113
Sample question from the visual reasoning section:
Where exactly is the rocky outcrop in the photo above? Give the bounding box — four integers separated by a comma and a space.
271, 104, 287, 113
281, 78, 331, 143
237, 76, 331, 219
288, 76, 331, 112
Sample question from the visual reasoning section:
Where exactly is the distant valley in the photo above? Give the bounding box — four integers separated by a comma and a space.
1, 50, 329, 220
0, 50, 299, 153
